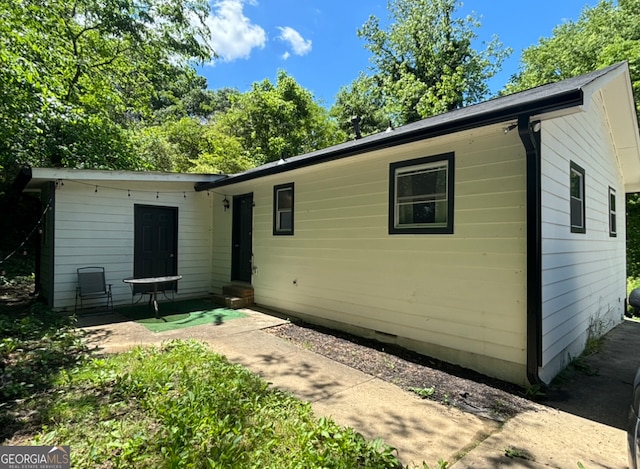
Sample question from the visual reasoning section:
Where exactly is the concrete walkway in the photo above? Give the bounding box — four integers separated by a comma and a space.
77, 307, 633, 469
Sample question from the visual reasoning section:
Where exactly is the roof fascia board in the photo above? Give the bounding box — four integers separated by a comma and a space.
196, 90, 584, 191
28, 168, 225, 185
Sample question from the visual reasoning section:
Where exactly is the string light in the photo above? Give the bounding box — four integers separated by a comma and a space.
53, 179, 228, 199
1, 180, 229, 266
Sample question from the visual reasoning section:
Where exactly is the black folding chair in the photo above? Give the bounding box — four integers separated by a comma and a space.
75, 266, 113, 312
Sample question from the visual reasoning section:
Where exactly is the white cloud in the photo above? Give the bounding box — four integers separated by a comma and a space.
277, 26, 312, 56
207, 0, 266, 61
282, 51, 291, 60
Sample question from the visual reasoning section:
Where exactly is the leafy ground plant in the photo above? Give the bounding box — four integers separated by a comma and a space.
408, 386, 435, 398
0, 299, 90, 440
30, 340, 404, 468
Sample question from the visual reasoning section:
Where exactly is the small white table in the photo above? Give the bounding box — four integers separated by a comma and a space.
123, 275, 182, 318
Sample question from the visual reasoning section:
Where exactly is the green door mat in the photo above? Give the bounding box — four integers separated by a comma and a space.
116, 299, 247, 333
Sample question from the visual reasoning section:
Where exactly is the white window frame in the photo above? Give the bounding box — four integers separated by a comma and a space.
609, 186, 617, 237
570, 161, 586, 234
273, 183, 294, 235
389, 153, 454, 234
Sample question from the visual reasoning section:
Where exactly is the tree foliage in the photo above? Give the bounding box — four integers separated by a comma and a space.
330, 73, 389, 138
628, 194, 640, 278
505, 0, 640, 114
0, 0, 214, 184
341, 0, 510, 130
211, 70, 345, 165
132, 117, 253, 175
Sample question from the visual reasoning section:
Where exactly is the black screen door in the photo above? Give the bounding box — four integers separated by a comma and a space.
231, 193, 253, 283
134, 205, 178, 293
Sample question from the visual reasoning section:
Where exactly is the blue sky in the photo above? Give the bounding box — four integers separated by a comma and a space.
197, 0, 600, 108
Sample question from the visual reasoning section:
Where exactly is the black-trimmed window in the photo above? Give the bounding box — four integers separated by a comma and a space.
273, 183, 294, 235
609, 186, 617, 237
389, 153, 454, 234
570, 161, 586, 233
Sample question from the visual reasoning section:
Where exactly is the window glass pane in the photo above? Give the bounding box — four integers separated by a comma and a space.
610, 188, 616, 235
435, 169, 447, 194
570, 198, 583, 228
434, 200, 448, 224
397, 168, 446, 198
569, 163, 585, 233
396, 162, 448, 228
390, 154, 453, 234
279, 211, 292, 231
570, 170, 582, 199
277, 189, 292, 210
273, 183, 294, 235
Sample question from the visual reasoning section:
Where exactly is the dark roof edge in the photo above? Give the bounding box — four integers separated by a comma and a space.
195, 90, 584, 191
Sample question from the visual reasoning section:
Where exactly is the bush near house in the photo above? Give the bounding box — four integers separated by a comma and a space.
628, 194, 640, 279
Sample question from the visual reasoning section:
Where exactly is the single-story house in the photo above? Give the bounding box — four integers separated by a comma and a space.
17, 62, 640, 386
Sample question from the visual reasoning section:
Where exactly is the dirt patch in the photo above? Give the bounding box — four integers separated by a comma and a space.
266, 321, 538, 421
0, 278, 37, 314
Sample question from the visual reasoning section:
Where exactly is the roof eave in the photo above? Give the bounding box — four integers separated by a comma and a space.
195, 90, 584, 191
24, 168, 227, 189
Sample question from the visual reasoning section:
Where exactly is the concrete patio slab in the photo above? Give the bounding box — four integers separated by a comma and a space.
212, 330, 382, 402
312, 377, 497, 468
76, 306, 638, 469
454, 408, 627, 469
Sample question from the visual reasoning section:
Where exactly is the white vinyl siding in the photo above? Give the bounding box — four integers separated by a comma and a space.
216, 124, 529, 384
540, 92, 626, 383
51, 180, 213, 310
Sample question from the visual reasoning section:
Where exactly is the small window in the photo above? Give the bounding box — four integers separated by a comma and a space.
609, 187, 617, 237
389, 153, 454, 234
273, 183, 294, 235
570, 161, 586, 233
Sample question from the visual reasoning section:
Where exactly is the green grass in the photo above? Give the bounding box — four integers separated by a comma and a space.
0, 290, 405, 468
115, 299, 246, 332
35, 341, 403, 468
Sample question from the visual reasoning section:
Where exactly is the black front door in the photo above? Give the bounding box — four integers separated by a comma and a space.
134, 205, 178, 293
231, 193, 253, 283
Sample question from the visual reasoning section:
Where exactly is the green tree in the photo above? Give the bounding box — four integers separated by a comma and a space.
214, 70, 345, 165
151, 76, 240, 123
0, 0, 214, 184
505, 0, 640, 112
330, 73, 389, 139
134, 117, 252, 174
353, 0, 510, 126
628, 194, 640, 278
190, 128, 253, 175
